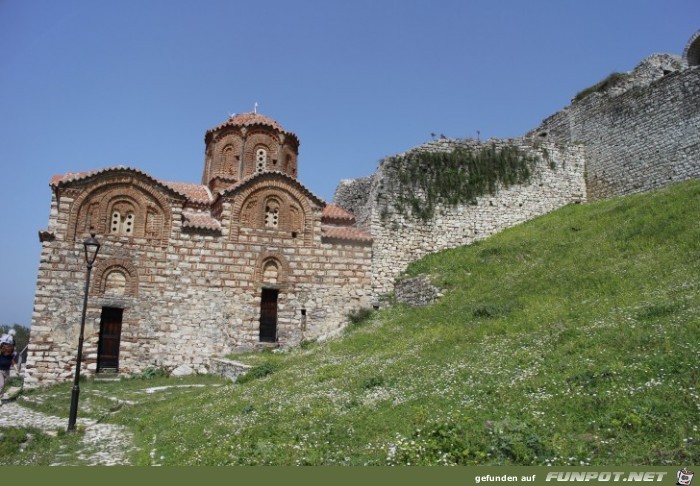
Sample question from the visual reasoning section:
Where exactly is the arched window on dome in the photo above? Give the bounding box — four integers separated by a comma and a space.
222, 145, 236, 175
255, 147, 268, 173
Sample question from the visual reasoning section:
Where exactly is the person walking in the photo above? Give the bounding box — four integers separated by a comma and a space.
0, 342, 19, 404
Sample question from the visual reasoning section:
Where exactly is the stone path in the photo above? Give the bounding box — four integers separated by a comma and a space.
0, 400, 136, 465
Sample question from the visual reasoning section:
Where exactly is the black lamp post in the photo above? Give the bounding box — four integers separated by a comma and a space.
67, 233, 100, 432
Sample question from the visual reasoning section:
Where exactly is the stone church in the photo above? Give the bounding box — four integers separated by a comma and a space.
26, 112, 373, 387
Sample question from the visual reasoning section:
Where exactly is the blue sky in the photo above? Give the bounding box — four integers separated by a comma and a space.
0, 0, 697, 326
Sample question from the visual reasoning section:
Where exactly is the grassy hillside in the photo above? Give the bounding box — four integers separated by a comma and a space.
10, 180, 700, 466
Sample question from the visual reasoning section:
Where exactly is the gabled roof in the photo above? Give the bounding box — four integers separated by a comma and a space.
321, 225, 373, 244
50, 166, 214, 206
182, 211, 222, 231
218, 170, 326, 207
322, 204, 356, 225
159, 180, 213, 205
49, 165, 373, 244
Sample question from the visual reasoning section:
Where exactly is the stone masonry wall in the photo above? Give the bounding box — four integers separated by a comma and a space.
335, 139, 586, 294
26, 190, 372, 387
335, 50, 699, 296
395, 275, 443, 307
530, 54, 700, 200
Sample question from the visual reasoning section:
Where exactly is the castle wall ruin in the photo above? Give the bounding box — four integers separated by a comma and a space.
335, 140, 586, 294
334, 34, 700, 296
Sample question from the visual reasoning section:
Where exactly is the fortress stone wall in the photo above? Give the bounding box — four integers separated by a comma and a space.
335, 33, 700, 296
335, 140, 586, 294
530, 54, 700, 200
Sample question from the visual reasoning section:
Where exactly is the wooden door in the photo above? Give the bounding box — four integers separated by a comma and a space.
259, 289, 278, 342
97, 307, 123, 373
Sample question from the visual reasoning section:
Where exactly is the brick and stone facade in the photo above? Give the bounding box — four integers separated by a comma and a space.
27, 113, 373, 387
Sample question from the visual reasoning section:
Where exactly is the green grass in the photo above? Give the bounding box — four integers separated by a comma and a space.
5, 180, 700, 466
0, 426, 83, 465
573, 72, 629, 102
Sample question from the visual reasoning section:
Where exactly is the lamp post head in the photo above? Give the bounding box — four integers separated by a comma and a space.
83, 233, 100, 266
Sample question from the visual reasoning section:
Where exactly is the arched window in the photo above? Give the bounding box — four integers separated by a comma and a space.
104, 270, 127, 296
256, 147, 267, 173
110, 202, 136, 236
265, 199, 280, 228
94, 261, 139, 297
262, 259, 280, 284
110, 211, 121, 234
145, 209, 163, 239
223, 145, 236, 174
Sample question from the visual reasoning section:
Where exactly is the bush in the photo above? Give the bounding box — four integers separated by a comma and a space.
133, 366, 169, 380
236, 362, 277, 385
362, 376, 385, 390
6, 376, 23, 388
386, 145, 537, 221
573, 72, 628, 102
347, 307, 373, 327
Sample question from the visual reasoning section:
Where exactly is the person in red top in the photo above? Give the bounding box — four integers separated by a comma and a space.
0, 342, 19, 404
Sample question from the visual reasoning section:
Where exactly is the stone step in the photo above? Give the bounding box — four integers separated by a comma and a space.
1, 386, 22, 402
94, 375, 121, 382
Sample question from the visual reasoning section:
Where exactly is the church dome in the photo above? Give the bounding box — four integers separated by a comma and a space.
202, 111, 300, 190
205, 112, 299, 146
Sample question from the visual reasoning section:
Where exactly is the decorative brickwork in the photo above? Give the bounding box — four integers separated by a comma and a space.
93, 259, 139, 297
255, 252, 289, 286
202, 113, 299, 189
27, 113, 372, 388
65, 173, 175, 248
228, 173, 319, 247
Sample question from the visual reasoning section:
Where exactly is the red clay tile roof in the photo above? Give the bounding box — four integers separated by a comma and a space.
181, 211, 221, 231
206, 112, 299, 144
50, 166, 373, 243
50, 169, 105, 186
219, 171, 326, 207
50, 167, 213, 205
159, 180, 212, 205
321, 225, 373, 243
322, 204, 356, 224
